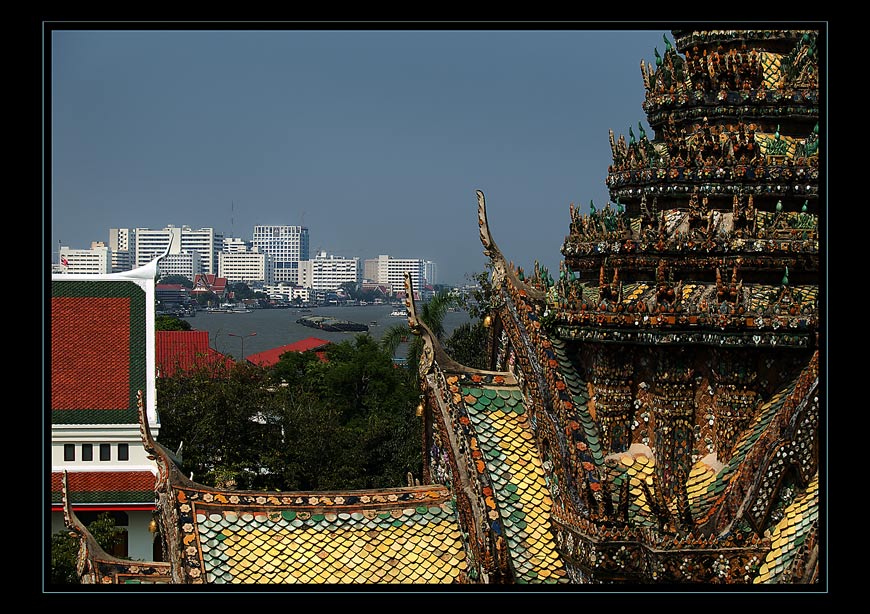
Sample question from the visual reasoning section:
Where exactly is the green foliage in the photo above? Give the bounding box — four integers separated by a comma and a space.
444, 320, 490, 370
380, 290, 457, 383
155, 315, 192, 331
156, 336, 422, 491
50, 513, 126, 585
50, 530, 80, 585
194, 290, 219, 307
458, 267, 495, 320
228, 282, 255, 300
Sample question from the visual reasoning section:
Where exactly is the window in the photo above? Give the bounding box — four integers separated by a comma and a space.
118, 443, 129, 461
100, 443, 111, 461
82, 444, 93, 461
64, 444, 75, 461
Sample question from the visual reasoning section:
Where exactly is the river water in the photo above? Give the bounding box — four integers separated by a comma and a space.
181, 304, 471, 361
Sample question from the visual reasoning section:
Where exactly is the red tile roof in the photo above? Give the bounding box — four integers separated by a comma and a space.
156, 330, 234, 377
50, 470, 157, 508
52, 296, 132, 411
191, 274, 227, 296
246, 337, 331, 367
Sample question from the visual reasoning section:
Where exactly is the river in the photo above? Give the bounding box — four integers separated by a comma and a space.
181, 304, 471, 361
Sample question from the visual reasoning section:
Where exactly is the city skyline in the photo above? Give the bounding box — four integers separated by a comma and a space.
48, 25, 670, 285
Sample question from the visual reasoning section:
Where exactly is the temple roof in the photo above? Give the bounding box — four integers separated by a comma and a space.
171, 481, 467, 584
453, 379, 567, 582
50, 470, 156, 508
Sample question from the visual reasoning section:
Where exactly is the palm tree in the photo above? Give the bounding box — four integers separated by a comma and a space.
381, 290, 455, 381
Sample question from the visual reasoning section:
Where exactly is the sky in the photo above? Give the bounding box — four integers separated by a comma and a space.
48, 24, 670, 286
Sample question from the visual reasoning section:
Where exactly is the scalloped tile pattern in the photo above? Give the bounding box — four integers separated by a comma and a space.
609, 452, 657, 527
753, 472, 818, 584
193, 501, 467, 583
462, 385, 568, 583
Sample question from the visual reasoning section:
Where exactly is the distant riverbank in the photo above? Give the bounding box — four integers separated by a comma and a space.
183, 304, 471, 361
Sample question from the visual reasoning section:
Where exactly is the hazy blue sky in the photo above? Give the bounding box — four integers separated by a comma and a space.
49, 25, 669, 286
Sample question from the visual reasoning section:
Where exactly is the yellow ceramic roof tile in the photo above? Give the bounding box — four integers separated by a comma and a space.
463, 384, 568, 582
754, 473, 819, 584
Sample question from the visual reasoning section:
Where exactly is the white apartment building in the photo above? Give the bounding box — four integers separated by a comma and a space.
252, 225, 309, 285
298, 251, 361, 292
56, 243, 112, 275
156, 250, 203, 281
219, 250, 273, 284
368, 255, 425, 296
134, 225, 223, 275
264, 282, 310, 304
109, 228, 136, 273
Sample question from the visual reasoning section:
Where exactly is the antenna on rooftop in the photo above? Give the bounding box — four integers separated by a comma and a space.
231, 201, 234, 236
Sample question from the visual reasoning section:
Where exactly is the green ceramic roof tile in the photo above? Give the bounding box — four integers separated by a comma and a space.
462, 385, 568, 584
549, 339, 604, 467
177, 486, 467, 584
753, 473, 819, 584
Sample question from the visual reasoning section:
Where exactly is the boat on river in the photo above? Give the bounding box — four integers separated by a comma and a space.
296, 315, 369, 333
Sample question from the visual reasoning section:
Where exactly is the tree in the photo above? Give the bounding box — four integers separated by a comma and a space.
228, 282, 255, 300
434, 268, 496, 370
155, 315, 192, 331
155, 361, 278, 489
50, 512, 126, 585
339, 281, 360, 301
156, 336, 422, 491
444, 320, 490, 370
381, 290, 456, 382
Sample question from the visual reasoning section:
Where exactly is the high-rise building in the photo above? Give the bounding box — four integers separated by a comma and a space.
109, 228, 135, 273
369, 255, 424, 296
134, 225, 223, 275
156, 250, 203, 281
298, 251, 361, 292
252, 225, 309, 285
423, 260, 438, 286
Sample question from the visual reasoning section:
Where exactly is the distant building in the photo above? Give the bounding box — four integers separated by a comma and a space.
156, 250, 203, 281
155, 283, 192, 310
55, 243, 112, 275
252, 225, 309, 285
134, 225, 223, 275
367, 255, 425, 297
222, 237, 251, 253
424, 260, 438, 286
264, 282, 310, 304
191, 273, 228, 300
298, 251, 361, 292
218, 250, 273, 284
109, 228, 135, 273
